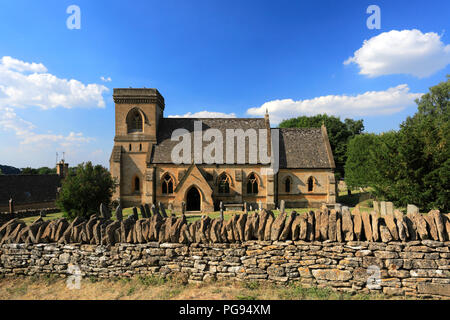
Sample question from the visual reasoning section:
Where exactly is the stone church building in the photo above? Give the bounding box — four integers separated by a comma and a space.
110, 88, 336, 212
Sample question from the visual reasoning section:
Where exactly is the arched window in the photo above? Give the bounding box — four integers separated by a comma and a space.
134, 176, 140, 192
162, 174, 174, 194
139, 143, 142, 151
127, 108, 143, 133
218, 174, 231, 194
307, 176, 314, 192
129, 144, 132, 151
247, 173, 258, 194
285, 177, 291, 193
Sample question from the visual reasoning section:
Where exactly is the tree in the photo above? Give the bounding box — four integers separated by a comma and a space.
279, 114, 364, 179
37, 167, 57, 175
347, 76, 449, 211
56, 162, 116, 219
21, 167, 38, 174
344, 133, 378, 189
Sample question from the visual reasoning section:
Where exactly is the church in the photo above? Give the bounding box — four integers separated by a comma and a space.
110, 88, 337, 212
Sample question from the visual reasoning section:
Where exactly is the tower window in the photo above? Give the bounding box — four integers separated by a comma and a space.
127, 108, 143, 133
129, 144, 132, 151
162, 174, 174, 194
139, 143, 142, 151
246, 173, 258, 194
307, 176, 314, 192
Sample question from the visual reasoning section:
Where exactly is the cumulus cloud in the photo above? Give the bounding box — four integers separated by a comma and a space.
247, 84, 423, 124
168, 111, 237, 118
0, 56, 109, 109
344, 29, 450, 78
0, 106, 93, 147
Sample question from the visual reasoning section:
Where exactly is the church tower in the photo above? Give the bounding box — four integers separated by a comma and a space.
110, 88, 165, 207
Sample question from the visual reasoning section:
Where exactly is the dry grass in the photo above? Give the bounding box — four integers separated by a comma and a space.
0, 275, 406, 300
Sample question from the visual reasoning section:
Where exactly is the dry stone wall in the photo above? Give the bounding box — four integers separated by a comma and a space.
0, 206, 449, 298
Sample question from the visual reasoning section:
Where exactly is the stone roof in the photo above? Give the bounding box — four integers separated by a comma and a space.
0, 174, 61, 206
277, 128, 334, 169
149, 118, 335, 169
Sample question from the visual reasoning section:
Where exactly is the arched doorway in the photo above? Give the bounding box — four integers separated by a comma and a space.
186, 187, 201, 211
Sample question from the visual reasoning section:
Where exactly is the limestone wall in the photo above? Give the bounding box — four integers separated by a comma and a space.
0, 207, 449, 298
0, 240, 449, 299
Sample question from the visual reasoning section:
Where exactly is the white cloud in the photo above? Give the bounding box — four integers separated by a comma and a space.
247, 84, 423, 124
100, 76, 112, 82
0, 106, 93, 147
168, 111, 237, 118
0, 56, 109, 109
344, 29, 450, 78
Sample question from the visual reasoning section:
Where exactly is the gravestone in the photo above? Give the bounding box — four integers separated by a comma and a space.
144, 203, 151, 218
9, 198, 14, 214
334, 203, 342, 213
280, 200, 285, 215
100, 203, 111, 219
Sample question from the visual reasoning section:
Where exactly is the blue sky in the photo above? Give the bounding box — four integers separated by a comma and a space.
0, 0, 449, 168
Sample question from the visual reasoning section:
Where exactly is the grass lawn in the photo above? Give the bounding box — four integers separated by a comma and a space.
0, 275, 406, 300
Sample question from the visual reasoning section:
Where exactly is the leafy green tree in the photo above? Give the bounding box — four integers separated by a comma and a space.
21, 167, 38, 174
56, 162, 116, 219
279, 114, 364, 179
392, 76, 450, 211
37, 167, 57, 175
344, 133, 378, 189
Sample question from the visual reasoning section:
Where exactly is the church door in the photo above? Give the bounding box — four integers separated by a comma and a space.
186, 187, 201, 211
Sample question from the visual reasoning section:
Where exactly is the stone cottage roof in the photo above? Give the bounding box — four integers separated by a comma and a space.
148, 118, 335, 169
278, 128, 335, 169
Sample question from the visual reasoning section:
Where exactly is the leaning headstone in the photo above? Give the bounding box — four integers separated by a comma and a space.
115, 205, 123, 222
9, 198, 14, 214
373, 201, 380, 214
386, 202, 394, 216
407, 204, 419, 215
280, 200, 285, 215
159, 202, 168, 218
380, 201, 387, 217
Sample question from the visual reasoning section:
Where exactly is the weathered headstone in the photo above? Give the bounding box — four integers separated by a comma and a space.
341, 206, 354, 241
407, 204, 419, 215
334, 203, 342, 213
279, 200, 285, 215
9, 197, 14, 214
